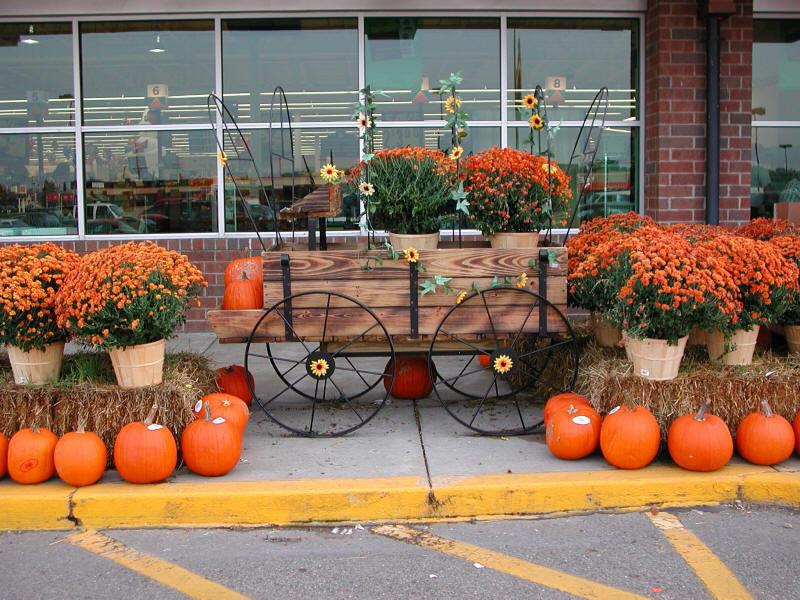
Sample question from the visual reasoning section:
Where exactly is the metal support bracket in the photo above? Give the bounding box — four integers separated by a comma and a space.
280, 253, 293, 340
538, 249, 549, 336
410, 262, 419, 338
308, 217, 318, 251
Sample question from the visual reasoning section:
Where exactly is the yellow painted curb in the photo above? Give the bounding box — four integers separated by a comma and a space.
742, 471, 800, 508
72, 476, 432, 529
0, 480, 75, 531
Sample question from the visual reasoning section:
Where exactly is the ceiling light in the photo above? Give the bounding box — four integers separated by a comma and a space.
149, 34, 165, 54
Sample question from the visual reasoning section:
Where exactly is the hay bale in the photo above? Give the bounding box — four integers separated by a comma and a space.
0, 351, 217, 464
575, 339, 800, 440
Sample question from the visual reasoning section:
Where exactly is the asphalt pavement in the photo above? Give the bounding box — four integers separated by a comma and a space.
1, 504, 798, 599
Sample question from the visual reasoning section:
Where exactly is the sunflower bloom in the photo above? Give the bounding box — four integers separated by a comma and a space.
356, 112, 372, 131
449, 146, 464, 161
217, 150, 228, 167
516, 273, 528, 289
359, 181, 375, 196
522, 94, 537, 109
493, 354, 513, 374
404, 247, 419, 263
529, 114, 545, 130
444, 96, 461, 114
320, 163, 340, 184
309, 358, 329, 378
455, 290, 467, 305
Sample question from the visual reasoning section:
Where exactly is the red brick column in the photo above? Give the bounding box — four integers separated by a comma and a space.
644, 0, 753, 227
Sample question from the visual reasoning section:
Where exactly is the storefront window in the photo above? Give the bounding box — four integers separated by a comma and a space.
374, 126, 499, 156
222, 19, 358, 124
224, 128, 360, 233
511, 126, 638, 226
80, 21, 214, 126
0, 23, 74, 128
0, 132, 77, 236
507, 19, 639, 122
365, 18, 500, 122
83, 130, 217, 234
752, 127, 800, 219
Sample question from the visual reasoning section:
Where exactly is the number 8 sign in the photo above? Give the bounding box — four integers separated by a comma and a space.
545, 77, 566, 91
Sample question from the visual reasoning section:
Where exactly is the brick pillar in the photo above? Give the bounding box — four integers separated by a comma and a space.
644, 0, 753, 227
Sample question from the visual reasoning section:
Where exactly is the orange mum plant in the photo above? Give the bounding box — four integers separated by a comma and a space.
0, 243, 80, 352
55, 242, 207, 349
735, 217, 799, 241
464, 147, 572, 236
769, 234, 800, 325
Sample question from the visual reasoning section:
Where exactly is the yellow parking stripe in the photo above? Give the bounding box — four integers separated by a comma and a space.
373, 524, 648, 600
68, 529, 249, 600
648, 512, 753, 600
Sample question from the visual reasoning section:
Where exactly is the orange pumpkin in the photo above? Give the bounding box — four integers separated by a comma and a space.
543, 392, 590, 426
223, 272, 263, 310
478, 354, 491, 368
600, 405, 661, 469
383, 356, 433, 399
216, 365, 254, 406
7, 427, 58, 484
794, 412, 800, 456
182, 402, 242, 477
193, 393, 249, 434
667, 401, 733, 472
546, 404, 601, 460
113, 404, 177, 484
224, 256, 262, 288
0, 433, 7, 479
736, 400, 795, 466
54, 428, 108, 487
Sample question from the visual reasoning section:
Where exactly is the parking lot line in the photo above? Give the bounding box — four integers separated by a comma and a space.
647, 511, 754, 600
372, 524, 649, 600
68, 529, 249, 600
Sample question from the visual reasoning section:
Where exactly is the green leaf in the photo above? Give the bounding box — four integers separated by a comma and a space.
362, 153, 374, 162
471, 281, 480, 292
491, 275, 501, 288
420, 281, 438, 296
434, 275, 452, 286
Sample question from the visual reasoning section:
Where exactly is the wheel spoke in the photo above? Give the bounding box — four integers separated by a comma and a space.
328, 377, 365, 423
309, 379, 319, 433
437, 366, 489, 385
468, 375, 498, 427
511, 301, 538, 349
263, 370, 311, 406
513, 397, 527, 430
519, 338, 576, 358
344, 356, 374, 388
481, 291, 500, 347
335, 365, 392, 378
438, 329, 492, 356
332, 322, 381, 357
261, 354, 306, 366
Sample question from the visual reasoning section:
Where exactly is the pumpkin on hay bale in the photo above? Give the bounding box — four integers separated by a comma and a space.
0, 351, 216, 466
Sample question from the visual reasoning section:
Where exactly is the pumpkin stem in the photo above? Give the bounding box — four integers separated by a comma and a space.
760, 399, 774, 418
144, 403, 158, 426
239, 271, 250, 281
204, 401, 212, 422
77, 413, 87, 434
694, 400, 710, 422
567, 404, 578, 415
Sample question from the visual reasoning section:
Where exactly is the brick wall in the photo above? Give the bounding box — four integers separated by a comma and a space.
644, 0, 753, 226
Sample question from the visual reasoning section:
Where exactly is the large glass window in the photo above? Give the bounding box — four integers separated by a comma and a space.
365, 18, 500, 122
222, 19, 358, 124
80, 21, 214, 126
507, 19, 639, 122
83, 130, 217, 235
0, 23, 74, 128
0, 132, 77, 236
375, 126, 499, 156
752, 127, 800, 218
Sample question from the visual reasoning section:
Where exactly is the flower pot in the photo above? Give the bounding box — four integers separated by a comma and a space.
706, 326, 759, 366
622, 332, 688, 381
786, 325, 800, 354
6, 342, 65, 385
489, 232, 539, 249
109, 339, 166, 388
388, 231, 440, 251
687, 326, 706, 347
590, 312, 621, 348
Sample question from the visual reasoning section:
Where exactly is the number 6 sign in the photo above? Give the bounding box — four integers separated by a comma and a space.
147, 84, 169, 98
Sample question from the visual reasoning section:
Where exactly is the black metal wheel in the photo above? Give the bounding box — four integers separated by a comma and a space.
429, 287, 579, 436
245, 291, 395, 437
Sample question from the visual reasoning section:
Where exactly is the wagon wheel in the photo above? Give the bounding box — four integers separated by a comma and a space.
429, 287, 579, 436
245, 291, 395, 437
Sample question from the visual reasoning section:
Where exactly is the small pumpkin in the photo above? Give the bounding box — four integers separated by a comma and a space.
667, 400, 733, 472
54, 427, 108, 487
216, 365, 254, 406
7, 426, 59, 484
0, 433, 7, 479
600, 405, 661, 470
478, 354, 491, 368
543, 392, 590, 426
182, 402, 242, 477
224, 256, 262, 288
794, 412, 800, 456
736, 400, 795, 466
193, 393, 249, 434
113, 404, 177, 484
383, 356, 434, 399
223, 271, 263, 310
546, 404, 601, 460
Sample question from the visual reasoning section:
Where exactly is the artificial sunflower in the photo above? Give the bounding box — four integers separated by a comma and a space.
356, 112, 372, 131
404, 247, 419, 263
309, 358, 329, 378
522, 94, 538, 109
541, 162, 560, 175
455, 290, 467, 305
529, 114, 545, 130
493, 354, 513, 374
359, 181, 375, 196
444, 96, 462, 114
217, 150, 228, 167
449, 146, 464, 161
320, 163, 340, 184
516, 272, 528, 289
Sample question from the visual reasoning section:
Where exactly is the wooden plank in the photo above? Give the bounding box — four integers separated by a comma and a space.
263, 277, 567, 308
263, 247, 567, 282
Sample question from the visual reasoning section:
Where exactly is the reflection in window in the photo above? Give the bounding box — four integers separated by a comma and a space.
80, 21, 214, 126
224, 128, 360, 233
752, 127, 800, 218
0, 23, 74, 128
0, 132, 77, 236
222, 19, 358, 123
507, 19, 639, 122
375, 126, 499, 158
365, 18, 500, 121
753, 20, 800, 123
83, 130, 217, 235
511, 126, 637, 225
